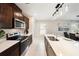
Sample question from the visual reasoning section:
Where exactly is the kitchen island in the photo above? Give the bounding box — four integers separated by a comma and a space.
44, 34, 79, 56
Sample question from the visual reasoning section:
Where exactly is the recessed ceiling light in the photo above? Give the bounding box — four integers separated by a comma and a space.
65, 5, 68, 12
60, 11, 62, 16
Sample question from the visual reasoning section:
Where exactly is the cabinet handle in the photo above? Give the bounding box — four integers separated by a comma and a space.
21, 37, 28, 43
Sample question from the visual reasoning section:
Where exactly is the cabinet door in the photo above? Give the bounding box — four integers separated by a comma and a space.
26, 35, 32, 46
23, 16, 29, 33
0, 4, 13, 28
14, 12, 23, 20
0, 42, 20, 56
44, 37, 56, 56
46, 42, 56, 56
12, 4, 23, 20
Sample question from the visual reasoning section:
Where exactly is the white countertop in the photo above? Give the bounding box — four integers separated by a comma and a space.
0, 33, 31, 54
45, 34, 79, 56
21, 33, 32, 36
0, 40, 19, 53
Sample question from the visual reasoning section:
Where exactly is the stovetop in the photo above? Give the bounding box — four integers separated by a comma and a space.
7, 35, 28, 41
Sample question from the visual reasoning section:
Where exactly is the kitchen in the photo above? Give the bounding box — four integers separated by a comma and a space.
0, 3, 32, 56
0, 3, 79, 56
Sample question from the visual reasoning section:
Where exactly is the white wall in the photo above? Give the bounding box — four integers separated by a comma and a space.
34, 20, 79, 37
28, 17, 36, 42
34, 20, 54, 38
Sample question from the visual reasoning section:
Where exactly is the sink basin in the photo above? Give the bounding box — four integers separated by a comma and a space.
48, 36, 59, 41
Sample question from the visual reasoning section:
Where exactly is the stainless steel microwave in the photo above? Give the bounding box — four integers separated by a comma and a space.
14, 18, 25, 28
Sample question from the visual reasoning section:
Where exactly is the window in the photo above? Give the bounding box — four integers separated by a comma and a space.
40, 23, 46, 35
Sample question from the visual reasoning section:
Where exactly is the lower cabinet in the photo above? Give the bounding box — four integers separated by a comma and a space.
0, 35, 32, 56
0, 42, 20, 56
26, 35, 32, 46
20, 35, 32, 55
44, 37, 56, 56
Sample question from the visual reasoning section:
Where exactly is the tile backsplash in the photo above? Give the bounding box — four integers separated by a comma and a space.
0, 29, 25, 42
2, 29, 25, 35
3, 29, 24, 33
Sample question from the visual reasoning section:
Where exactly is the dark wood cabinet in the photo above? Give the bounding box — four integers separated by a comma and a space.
44, 37, 56, 56
23, 16, 29, 33
0, 42, 20, 56
20, 35, 32, 55
0, 3, 29, 31
0, 3, 24, 29
11, 4, 23, 20
0, 4, 13, 28
10, 4, 22, 13
26, 35, 32, 46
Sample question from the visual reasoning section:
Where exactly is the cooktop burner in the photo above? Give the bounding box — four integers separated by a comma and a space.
7, 35, 28, 41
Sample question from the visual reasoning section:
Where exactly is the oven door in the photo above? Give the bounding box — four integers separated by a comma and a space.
20, 38, 27, 55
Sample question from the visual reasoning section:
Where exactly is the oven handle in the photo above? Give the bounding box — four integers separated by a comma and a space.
21, 37, 28, 43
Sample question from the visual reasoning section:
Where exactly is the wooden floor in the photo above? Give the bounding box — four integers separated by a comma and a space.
24, 36, 47, 56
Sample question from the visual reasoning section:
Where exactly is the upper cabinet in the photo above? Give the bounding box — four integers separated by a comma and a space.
0, 3, 27, 29
24, 16, 29, 29
0, 4, 13, 28
10, 4, 24, 20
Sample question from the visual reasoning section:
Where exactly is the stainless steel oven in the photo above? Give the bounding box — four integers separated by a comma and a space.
14, 18, 25, 28
6, 33, 28, 55
20, 38, 28, 55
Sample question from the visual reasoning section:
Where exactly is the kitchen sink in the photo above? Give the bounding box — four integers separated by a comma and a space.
48, 36, 59, 41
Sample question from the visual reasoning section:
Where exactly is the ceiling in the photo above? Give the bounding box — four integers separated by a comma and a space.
16, 3, 79, 20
